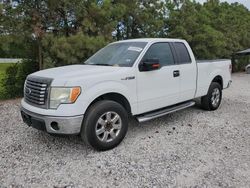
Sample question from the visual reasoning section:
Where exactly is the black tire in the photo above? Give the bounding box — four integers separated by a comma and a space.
201, 82, 222, 111
81, 100, 128, 151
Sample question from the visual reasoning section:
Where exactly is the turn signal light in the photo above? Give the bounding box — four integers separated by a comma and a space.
70, 87, 81, 102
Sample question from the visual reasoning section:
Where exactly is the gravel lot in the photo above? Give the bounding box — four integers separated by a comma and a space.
0, 73, 250, 188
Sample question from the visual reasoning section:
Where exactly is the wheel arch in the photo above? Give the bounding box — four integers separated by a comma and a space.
211, 75, 223, 88
86, 92, 132, 116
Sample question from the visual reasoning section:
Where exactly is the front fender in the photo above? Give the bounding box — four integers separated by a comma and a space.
79, 80, 137, 115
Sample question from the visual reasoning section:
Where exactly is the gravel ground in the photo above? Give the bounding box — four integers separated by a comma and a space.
0, 73, 250, 188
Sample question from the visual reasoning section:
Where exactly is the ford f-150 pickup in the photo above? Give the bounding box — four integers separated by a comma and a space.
21, 38, 232, 150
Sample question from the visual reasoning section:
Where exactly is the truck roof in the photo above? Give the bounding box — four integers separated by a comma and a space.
114, 38, 186, 43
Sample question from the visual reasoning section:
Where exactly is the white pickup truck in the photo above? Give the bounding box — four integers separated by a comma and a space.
21, 38, 232, 150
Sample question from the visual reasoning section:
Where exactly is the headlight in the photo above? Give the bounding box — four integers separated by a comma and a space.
49, 87, 81, 109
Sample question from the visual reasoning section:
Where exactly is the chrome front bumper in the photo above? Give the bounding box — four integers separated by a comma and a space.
21, 107, 83, 135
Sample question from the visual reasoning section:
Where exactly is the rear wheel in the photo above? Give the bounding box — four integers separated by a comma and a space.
201, 82, 222, 111
81, 100, 128, 151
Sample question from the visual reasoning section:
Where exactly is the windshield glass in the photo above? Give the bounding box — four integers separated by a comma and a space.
84, 42, 147, 67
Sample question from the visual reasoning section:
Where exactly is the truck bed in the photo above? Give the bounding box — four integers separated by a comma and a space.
197, 59, 230, 63
195, 59, 231, 98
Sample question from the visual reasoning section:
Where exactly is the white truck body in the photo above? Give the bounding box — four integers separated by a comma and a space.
21, 38, 232, 136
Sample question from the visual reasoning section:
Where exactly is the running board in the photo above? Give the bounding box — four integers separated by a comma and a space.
136, 101, 196, 123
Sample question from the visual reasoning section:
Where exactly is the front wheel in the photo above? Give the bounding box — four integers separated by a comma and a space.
201, 82, 222, 111
81, 100, 128, 151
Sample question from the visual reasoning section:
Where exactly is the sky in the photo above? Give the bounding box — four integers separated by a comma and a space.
197, 0, 250, 9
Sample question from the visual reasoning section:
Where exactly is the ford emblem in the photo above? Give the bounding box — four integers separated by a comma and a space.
26, 88, 32, 95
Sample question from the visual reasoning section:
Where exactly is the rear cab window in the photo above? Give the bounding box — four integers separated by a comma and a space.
172, 42, 191, 64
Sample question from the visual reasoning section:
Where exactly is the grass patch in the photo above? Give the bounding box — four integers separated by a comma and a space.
0, 63, 13, 99
0, 63, 13, 78
0, 63, 13, 71
0, 63, 13, 79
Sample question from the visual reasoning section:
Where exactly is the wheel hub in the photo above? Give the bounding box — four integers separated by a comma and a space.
104, 121, 113, 131
95, 111, 122, 143
211, 88, 220, 107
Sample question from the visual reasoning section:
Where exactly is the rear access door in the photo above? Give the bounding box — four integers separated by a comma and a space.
171, 42, 197, 102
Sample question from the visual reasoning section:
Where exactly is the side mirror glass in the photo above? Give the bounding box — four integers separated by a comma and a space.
139, 59, 160, 72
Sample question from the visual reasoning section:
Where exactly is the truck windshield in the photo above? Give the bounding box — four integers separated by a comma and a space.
84, 42, 147, 67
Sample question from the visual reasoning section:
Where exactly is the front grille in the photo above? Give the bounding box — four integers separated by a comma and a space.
24, 76, 52, 108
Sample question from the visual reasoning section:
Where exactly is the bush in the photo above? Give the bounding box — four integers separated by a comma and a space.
0, 59, 38, 99
0, 64, 19, 99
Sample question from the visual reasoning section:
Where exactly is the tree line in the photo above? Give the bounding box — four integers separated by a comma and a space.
0, 0, 250, 70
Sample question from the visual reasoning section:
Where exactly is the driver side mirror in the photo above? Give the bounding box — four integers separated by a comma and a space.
139, 59, 160, 72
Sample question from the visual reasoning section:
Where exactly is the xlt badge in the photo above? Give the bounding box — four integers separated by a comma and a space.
121, 76, 135, 80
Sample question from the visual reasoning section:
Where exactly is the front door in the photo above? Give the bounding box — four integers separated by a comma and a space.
136, 42, 180, 114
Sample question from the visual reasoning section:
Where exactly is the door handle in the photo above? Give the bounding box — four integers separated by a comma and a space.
173, 70, 180, 77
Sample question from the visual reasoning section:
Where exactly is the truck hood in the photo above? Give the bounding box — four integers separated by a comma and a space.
31, 65, 126, 78
30, 65, 130, 85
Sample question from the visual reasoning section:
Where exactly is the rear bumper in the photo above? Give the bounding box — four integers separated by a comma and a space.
21, 107, 83, 135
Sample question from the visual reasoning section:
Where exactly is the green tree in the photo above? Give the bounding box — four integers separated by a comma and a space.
42, 33, 107, 67
167, 0, 226, 59
113, 0, 167, 39
167, 0, 250, 59
1, 0, 250, 66
204, 0, 250, 57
